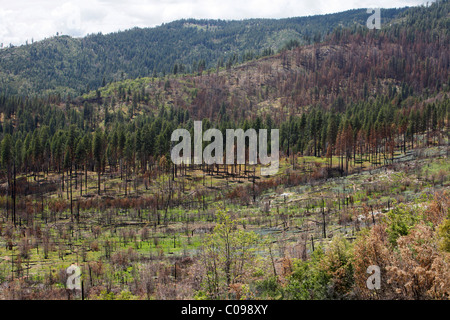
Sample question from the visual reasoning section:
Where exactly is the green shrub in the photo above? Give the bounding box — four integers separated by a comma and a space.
284, 247, 330, 300
255, 276, 281, 299
385, 204, 422, 246
438, 216, 450, 252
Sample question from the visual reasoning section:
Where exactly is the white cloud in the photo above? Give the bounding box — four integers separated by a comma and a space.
0, 0, 429, 46
51, 2, 83, 36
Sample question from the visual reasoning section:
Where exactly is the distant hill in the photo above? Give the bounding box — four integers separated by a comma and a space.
78, 1, 449, 122
0, 8, 406, 96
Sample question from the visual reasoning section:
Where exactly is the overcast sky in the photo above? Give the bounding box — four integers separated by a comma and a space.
0, 0, 429, 46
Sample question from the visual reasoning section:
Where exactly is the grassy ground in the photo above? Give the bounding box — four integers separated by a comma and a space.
0, 145, 448, 296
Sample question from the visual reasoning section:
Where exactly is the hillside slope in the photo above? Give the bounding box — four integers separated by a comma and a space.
82, 2, 449, 123
0, 8, 406, 96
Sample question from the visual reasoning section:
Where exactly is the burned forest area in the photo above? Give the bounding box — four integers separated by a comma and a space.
0, 1, 449, 301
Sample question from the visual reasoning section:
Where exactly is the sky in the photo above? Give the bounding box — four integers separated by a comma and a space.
0, 0, 430, 46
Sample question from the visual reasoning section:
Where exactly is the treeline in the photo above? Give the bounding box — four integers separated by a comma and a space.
0, 91, 448, 192
280, 96, 449, 171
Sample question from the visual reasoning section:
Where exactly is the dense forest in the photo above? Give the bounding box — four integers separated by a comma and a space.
0, 8, 406, 96
0, 1, 448, 300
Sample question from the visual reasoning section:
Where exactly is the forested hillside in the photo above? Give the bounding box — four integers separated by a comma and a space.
0, 8, 406, 96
